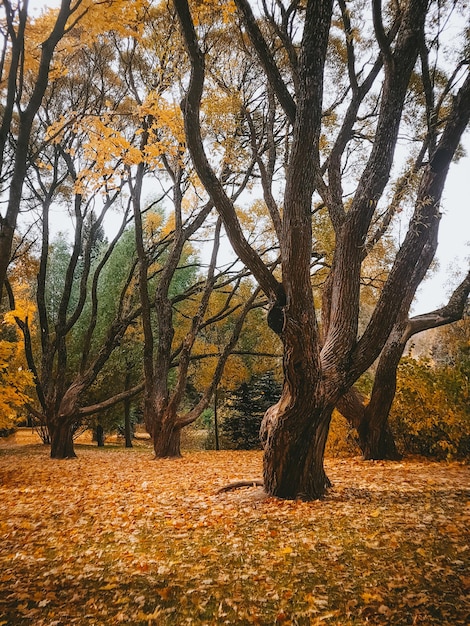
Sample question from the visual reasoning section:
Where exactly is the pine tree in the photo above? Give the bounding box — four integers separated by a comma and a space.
222, 372, 281, 449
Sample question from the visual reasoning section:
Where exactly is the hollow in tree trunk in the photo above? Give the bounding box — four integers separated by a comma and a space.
50, 421, 77, 459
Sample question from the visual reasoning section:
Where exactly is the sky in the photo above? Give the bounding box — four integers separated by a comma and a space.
26, 0, 470, 315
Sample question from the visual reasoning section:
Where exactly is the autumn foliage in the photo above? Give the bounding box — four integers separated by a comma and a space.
391, 357, 470, 459
0, 443, 469, 625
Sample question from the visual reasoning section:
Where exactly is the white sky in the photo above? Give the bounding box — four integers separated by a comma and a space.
26, 0, 470, 314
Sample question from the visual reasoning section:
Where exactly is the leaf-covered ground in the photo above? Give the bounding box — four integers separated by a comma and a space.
0, 444, 469, 625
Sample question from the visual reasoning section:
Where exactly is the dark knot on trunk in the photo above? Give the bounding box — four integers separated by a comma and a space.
267, 301, 285, 335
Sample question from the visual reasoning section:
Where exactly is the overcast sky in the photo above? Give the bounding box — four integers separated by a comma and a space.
25, 0, 470, 314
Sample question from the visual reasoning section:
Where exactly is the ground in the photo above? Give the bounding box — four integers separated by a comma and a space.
0, 435, 469, 625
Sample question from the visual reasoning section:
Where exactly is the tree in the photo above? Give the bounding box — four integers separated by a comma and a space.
174, 0, 470, 499
0, 0, 87, 300
12, 7, 154, 457
104, 2, 274, 458
338, 269, 470, 460
222, 371, 282, 450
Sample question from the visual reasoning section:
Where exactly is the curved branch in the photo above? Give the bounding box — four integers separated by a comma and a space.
78, 382, 144, 418
372, 0, 393, 68
174, 0, 283, 304
404, 268, 470, 340
234, 0, 297, 124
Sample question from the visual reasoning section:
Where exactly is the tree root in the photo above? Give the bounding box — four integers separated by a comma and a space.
216, 479, 264, 493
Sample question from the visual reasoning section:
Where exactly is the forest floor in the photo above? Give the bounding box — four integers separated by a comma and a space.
0, 440, 469, 625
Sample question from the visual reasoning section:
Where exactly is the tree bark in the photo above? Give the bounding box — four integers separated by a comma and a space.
263, 398, 333, 499
124, 399, 133, 448
153, 417, 182, 458
96, 424, 105, 447
50, 420, 77, 459
124, 368, 133, 448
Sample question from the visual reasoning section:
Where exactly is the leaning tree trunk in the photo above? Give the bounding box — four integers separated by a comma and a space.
50, 420, 77, 459
337, 387, 402, 461
356, 318, 408, 460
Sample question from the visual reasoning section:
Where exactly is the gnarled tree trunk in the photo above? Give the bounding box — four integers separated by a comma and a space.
262, 302, 334, 499
50, 419, 77, 459
263, 398, 333, 499
153, 419, 182, 458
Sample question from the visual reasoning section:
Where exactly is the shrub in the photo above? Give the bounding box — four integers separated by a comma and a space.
390, 358, 470, 460
325, 410, 361, 458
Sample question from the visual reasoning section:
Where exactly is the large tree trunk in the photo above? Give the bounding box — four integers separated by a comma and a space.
50, 420, 76, 459
263, 397, 333, 499
262, 310, 333, 499
153, 419, 182, 458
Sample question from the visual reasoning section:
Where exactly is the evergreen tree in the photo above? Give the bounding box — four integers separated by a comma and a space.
222, 372, 281, 449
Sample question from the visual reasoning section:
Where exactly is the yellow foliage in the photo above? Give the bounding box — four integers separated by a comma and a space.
4, 298, 36, 327
144, 211, 164, 239
21, 1, 147, 80
189, 0, 236, 26
0, 337, 33, 430
189, 347, 248, 392
140, 94, 185, 152
220, 354, 249, 390
391, 357, 470, 459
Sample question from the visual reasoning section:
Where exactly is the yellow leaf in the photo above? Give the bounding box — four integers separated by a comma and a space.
361, 591, 383, 603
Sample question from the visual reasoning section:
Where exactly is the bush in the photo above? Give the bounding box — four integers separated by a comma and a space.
325, 410, 361, 458
390, 358, 470, 460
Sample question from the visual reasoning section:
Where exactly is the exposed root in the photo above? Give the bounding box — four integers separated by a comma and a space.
216, 479, 264, 493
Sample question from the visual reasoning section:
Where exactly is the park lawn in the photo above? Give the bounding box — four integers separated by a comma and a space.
0, 445, 468, 625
